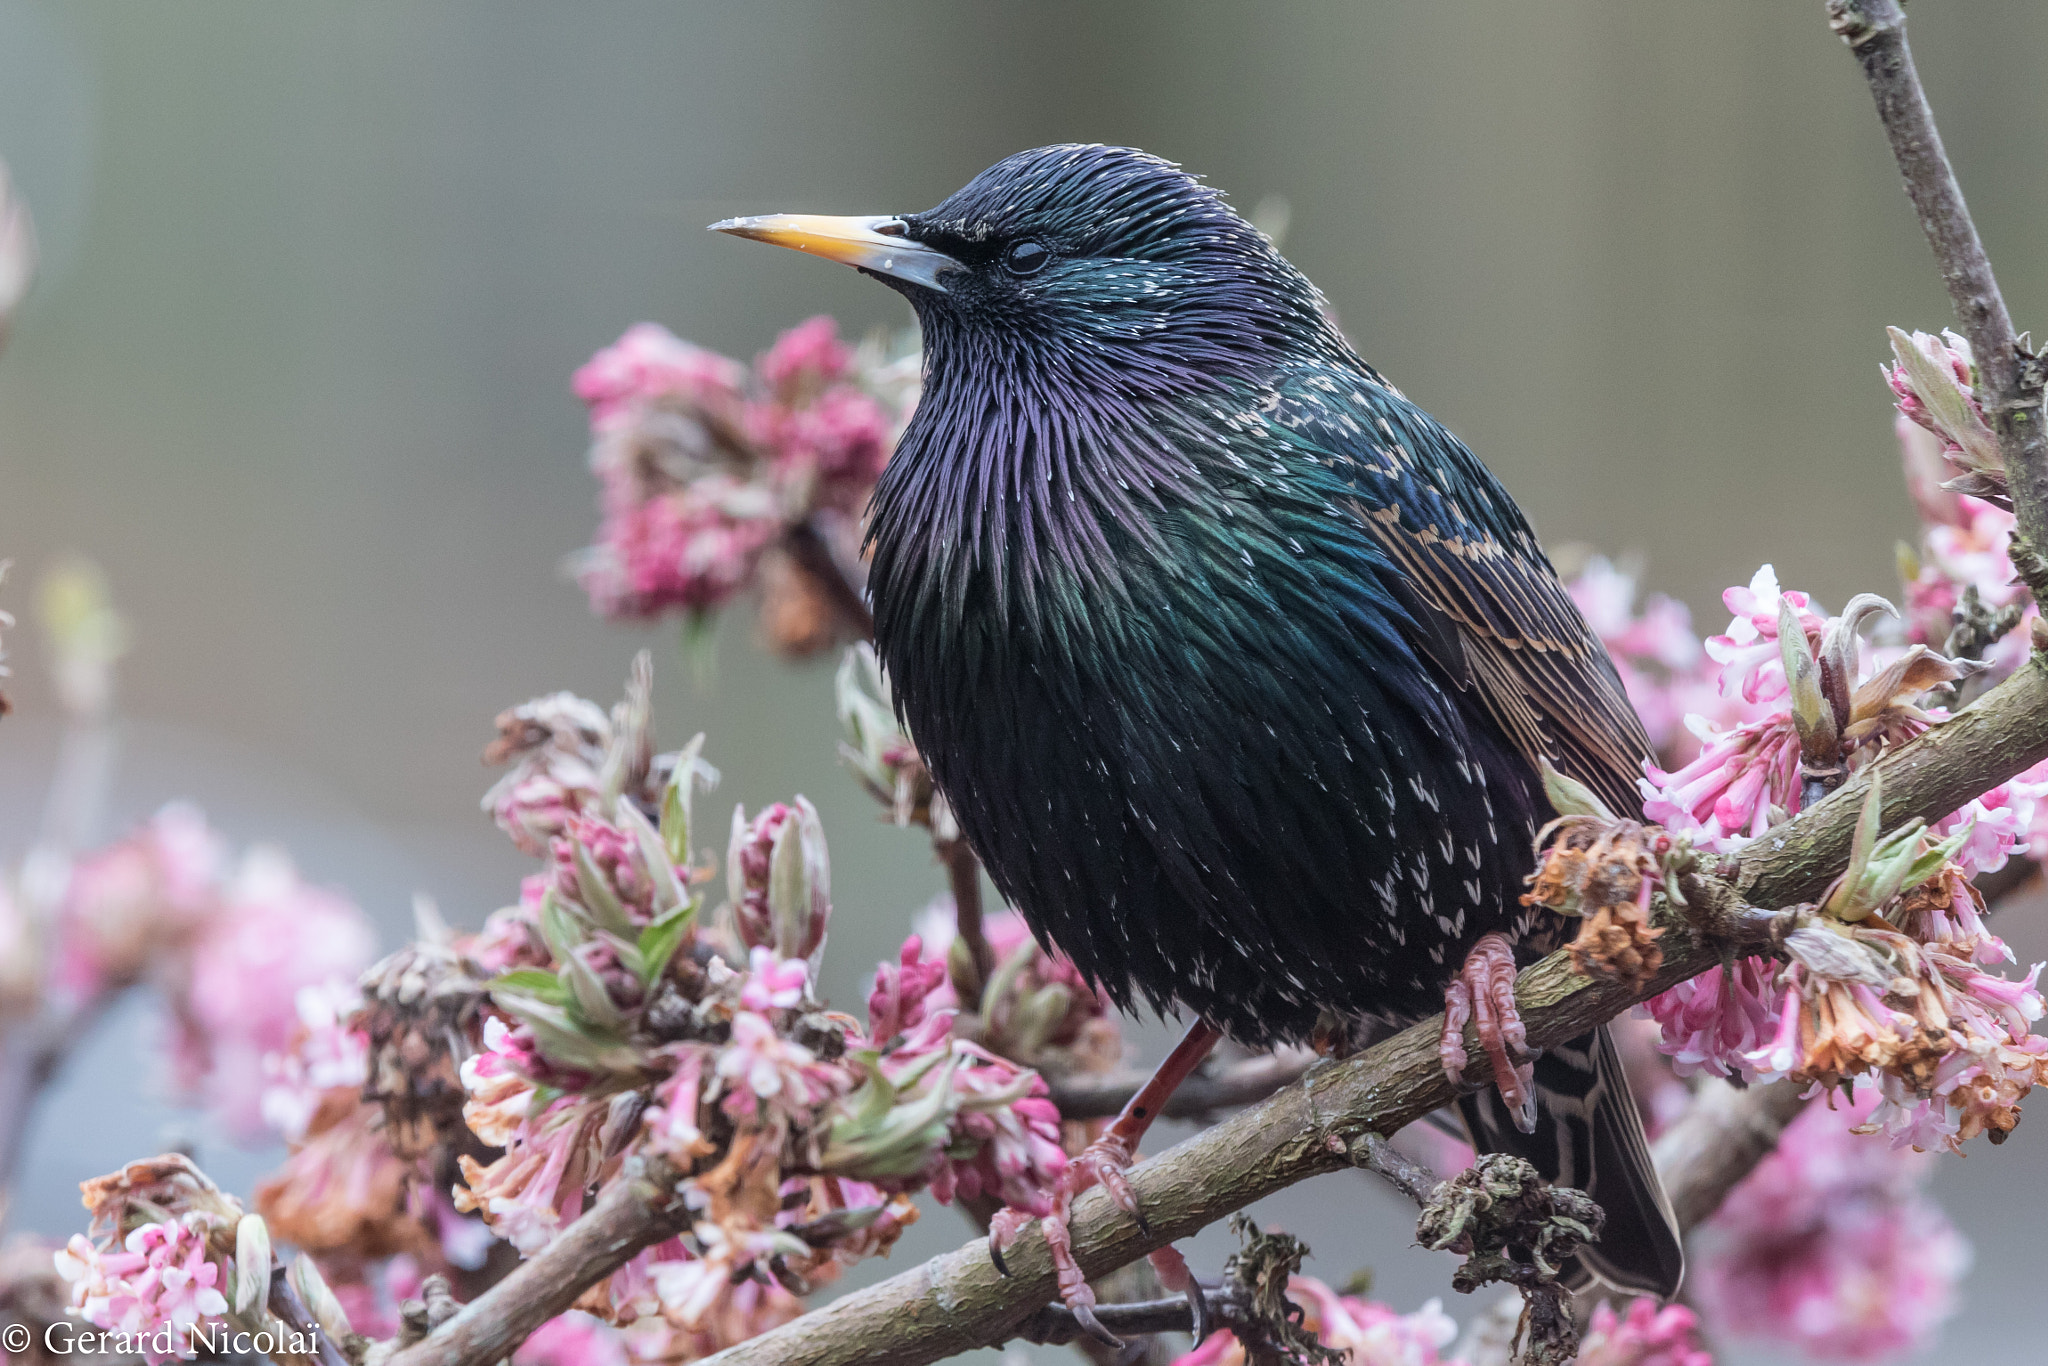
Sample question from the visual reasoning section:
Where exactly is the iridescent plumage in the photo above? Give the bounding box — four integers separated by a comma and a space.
751, 144, 1683, 1297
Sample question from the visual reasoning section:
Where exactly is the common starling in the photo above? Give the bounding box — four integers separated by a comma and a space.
714, 144, 1683, 1328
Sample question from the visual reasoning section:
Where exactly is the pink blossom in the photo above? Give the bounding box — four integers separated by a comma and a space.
573, 323, 746, 433
932, 1043, 1069, 1216
54, 1218, 229, 1363
470, 875, 555, 973
1932, 781, 2039, 879
641, 1046, 712, 1159
1901, 494, 2036, 686
712, 1010, 842, 1126
863, 934, 948, 1045
1703, 565, 1824, 706
55, 804, 225, 1001
1744, 982, 1806, 1083
756, 315, 852, 397
1640, 710, 1802, 849
455, 1093, 608, 1255
738, 946, 808, 1012
1640, 956, 1781, 1081
1885, 327, 2000, 476
726, 798, 831, 965
259, 980, 371, 1142
170, 848, 375, 1141
551, 814, 663, 927
575, 475, 781, 621
1699, 1089, 1968, 1360
752, 385, 891, 512
1576, 1297, 1712, 1366
482, 692, 612, 856
458, 1015, 547, 1147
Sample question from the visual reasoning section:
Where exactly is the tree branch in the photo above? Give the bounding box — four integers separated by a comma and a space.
679, 657, 2048, 1366
1828, 0, 2048, 598
1649, 1078, 1812, 1234
1046, 1047, 1319, 1123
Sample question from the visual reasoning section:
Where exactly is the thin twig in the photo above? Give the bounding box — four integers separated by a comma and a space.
1828, 0, 2048, 598
781, 517, 875, 640
268, 1266, 353, 1366
1047, 1048, 1319, 1122
1339, 1131, 1440, 1207
939, 838, 994, 986
383, 1157, 690, 1366
0, 990, 116, 1189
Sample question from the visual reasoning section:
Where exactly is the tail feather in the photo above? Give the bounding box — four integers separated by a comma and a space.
1456, 1024, 1683, 1299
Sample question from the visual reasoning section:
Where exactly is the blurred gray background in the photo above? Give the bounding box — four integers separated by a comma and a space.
3, 2, 2046, 1362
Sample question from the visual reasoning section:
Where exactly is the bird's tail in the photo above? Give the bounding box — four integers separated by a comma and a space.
1456, 1024, 1684, 1299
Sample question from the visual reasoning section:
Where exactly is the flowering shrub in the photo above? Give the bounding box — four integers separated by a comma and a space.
1525, 381, 2048, 1157
8, 303, 2048, 1366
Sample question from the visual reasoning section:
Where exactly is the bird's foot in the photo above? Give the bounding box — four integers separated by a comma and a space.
1440, 932, 1536, 1133
988, 1130, 1208, 1349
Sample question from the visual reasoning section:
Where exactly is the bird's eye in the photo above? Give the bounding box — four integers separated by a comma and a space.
1003, 239, 1051, 277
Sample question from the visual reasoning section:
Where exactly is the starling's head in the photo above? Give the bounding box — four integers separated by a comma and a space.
713, 145, 1340, 387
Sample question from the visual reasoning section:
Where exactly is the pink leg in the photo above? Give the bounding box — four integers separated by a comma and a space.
1439, 932, 1536, 1133
990, 1019, 1224, 1347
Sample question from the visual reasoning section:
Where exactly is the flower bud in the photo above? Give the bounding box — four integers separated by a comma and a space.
659, 732, 718, 868
288, 1252, 354, 1344
1886, 326, 2001, 474
232, 1214, 271, 1316
820, 1052, 962, 1179
1780, 599, 1837, 764
728, 798, 832, 968
1823, 774, 1964, 920
1538, 758, 1614, 821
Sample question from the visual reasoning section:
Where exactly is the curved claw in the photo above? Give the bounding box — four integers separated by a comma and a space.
1069, 1300, 1124, 1351
988, 1235, 1010, 1279
1184, 1280, 1210, 1347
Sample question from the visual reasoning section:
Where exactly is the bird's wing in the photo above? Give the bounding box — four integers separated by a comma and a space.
1282, 378, 1652, 815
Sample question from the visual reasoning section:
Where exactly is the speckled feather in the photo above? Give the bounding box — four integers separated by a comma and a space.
854, 145, 1681, 1297
867, 146, 1647, 1035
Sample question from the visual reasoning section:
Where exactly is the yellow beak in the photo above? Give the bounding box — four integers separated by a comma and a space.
708, 213, 959, 294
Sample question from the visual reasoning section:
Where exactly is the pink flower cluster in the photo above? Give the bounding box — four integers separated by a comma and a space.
53, 1218, 229, 1363
911, 904, 1122, 1070
37, 803, 377, 1144
844, 936, 1071, 1216
1635, 565, 1829, 852
1171, 1276, 1457, 1366
1637, 956, 1780, 1083
571, 317, 907, 622
1885, 327, 2002, 493
257, 980, 371, 1142
52, 803, 223, 1002
1575, 1297, 1713, 1366
169, 847, 377, 1140
1699, 1089, 1969, 1361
